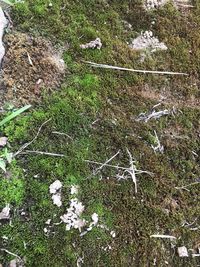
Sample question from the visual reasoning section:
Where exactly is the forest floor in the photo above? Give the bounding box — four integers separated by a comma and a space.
0, 0, 200, 266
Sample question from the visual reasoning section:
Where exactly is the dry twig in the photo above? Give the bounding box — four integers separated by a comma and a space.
84, 61, 188, 76
14, 119, 51, 157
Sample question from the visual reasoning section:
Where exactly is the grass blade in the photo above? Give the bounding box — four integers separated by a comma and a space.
0, 105, 31, 127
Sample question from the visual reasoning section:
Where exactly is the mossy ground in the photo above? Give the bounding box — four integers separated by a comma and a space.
0, 0, 200, 266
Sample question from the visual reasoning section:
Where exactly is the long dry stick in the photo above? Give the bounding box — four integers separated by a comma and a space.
84, 61, 188, 76
20, 150, 65, 157
14, 119, 51, 157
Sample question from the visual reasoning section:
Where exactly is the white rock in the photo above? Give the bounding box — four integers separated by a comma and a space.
178, 246, 189, 257
49, 180, 62, 194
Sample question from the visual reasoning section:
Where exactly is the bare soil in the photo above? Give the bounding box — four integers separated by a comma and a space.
0, 31, 65, 108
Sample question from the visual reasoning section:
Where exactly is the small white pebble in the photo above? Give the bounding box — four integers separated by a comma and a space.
178, 246, 189, 257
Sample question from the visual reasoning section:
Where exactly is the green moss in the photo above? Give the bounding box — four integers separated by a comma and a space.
1, 0, 200, 266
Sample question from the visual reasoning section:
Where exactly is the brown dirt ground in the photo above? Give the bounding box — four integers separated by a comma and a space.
0, 31, 66, 108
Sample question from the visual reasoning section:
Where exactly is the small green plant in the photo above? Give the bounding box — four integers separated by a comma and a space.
0, 105, 31, 127
0, 148, 13, 172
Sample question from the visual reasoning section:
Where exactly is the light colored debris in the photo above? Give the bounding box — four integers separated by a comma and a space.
27, 51, 33, 66
151, 130, 164, 153
49, 180, 62, 207
86, 150, 152, 193
0, 204, 10, 220
0, 249, 22, 262
175, 181, 200, 191
52, 194, 62, 207
136, 109, 170, 122
80, 38, 102, 50
110, 231, 116, 238
45, 219, 51, 225
19, 150, 65, 157
144, 0, 168, 10
0, 136, 7, 147
150, 234, 176, 239
192, 254, 200, 257
129, 31, 167, 52
92, 150, 120, 177
49, 180, 62, 194
71, 185, 79, 195
84, 61, 188, 76
77, 255, 84, 267
61, 198, 86, 232
52, 131, 73, 140
0, 7, 7, 66
178, 246, 189, 257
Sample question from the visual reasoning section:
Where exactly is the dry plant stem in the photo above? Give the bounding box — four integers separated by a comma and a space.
0, 248, 22, 261
85, 160, 153, 176
20, 150, 65, 157
126, 148, 137, 193
52, 131, 73, 140
175, 181, 200, 191
92, 150, 120, 176
14, 119, 51, 157
150, 234, 177, 239
84, 61, 188, 76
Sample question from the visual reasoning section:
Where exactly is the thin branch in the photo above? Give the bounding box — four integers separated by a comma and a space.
52, 131, 73, 140
0, 248, 22, 261
19, 150, 65, 157
83, 61, 188, 76
14, 119, 51, 157
175, 182, 200, 191
150, 234, 176, 239
92, 150, 120, 176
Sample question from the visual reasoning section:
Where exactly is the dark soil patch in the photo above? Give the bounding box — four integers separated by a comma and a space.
0, 31, 65, 108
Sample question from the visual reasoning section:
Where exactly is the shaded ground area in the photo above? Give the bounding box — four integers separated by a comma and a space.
0, 32, 65, 107
0, 0, 200, 267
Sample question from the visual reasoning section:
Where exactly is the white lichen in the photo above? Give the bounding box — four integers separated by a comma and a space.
60, 198, 86, 232
80, 38, 102, 50
71, 185, 79, 195
49, 180, 62, 194
178, 246, 189, 257
144, 0, 168, 10
49, 180, 63, 207
129, 31, 167, 52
